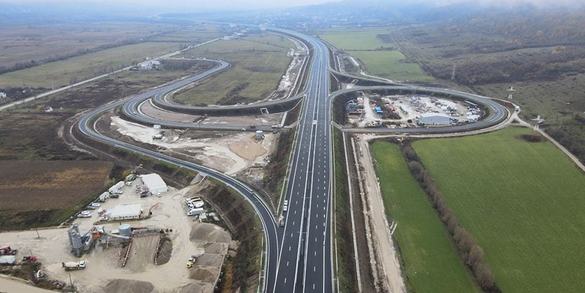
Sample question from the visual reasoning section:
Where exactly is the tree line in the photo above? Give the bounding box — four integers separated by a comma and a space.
400, 141, 500, 292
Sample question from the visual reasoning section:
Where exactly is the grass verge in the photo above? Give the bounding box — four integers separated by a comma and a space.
333, 129, 358, 293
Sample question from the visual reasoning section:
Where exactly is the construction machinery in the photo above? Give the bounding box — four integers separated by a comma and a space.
62, 260, 86, 271
0, 245, 17, 255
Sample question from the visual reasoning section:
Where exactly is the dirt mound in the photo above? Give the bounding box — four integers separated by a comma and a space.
195, 254, 223, 267
155, 237, 172, 265
204, 243, 228, 254
102, 279, 155, 293
190, 267, 219, 283
177, 282, 211, 293
228, 135, 266, 160
190, 223, 231, 243
125, 234, 160, 272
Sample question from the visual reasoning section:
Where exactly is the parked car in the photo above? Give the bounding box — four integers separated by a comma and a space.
87, 203, 101, 210
78, 210, 92, 218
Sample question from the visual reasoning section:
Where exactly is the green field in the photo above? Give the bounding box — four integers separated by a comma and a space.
371, 141, 478, 292
320, 29, 432, 82
174, 33, 293, 105
413, 127, 585, 292
351, 50, 433, 82
321, 29, 390, 50
0, 42, 181, 88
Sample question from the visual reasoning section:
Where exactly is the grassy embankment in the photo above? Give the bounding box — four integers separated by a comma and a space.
175, 33, 293, 105
320, 29, 433, 82
371, 141, 478, 292
413, 127, 585, 292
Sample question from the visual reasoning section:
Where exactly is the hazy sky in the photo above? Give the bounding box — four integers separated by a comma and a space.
0, 0, 582, 10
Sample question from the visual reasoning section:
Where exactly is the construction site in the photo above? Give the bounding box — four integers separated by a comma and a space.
0, 173, 234, 293
345, 93, 483, 128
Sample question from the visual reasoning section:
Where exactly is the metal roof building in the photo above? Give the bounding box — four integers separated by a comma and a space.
418, 113, 455, 126
106, 204, 143, 221
140, 173, 168, 194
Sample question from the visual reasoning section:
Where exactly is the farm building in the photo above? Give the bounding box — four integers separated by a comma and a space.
138, 60, 161, 70
140, 174, 168, 194
106, 204, 143, 221
418, 113, 456, 126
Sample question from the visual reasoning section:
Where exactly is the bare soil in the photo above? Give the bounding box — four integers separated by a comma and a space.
101, 279, 155, 293
0, 160, 113, 230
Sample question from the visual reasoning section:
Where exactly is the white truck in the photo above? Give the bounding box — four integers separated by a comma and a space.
0, 255, 16, 265
108, 181, 125, 197
62, 260, 86, 271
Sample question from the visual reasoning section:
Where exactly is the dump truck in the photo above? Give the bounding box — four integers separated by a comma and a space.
62, 260, 86, 271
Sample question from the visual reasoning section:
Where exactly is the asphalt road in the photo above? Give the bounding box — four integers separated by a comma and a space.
272, 29, 334, 293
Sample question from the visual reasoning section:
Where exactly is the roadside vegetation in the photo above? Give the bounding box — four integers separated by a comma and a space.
332, 129, 358, 293
175, 33, 294, 105
371, 141, 478, 292
412, 127, 585, 292
203, 180, 263, 292
320, 29, 432, 82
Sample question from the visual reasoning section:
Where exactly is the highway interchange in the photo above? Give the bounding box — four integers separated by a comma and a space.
74, 27, 510, 293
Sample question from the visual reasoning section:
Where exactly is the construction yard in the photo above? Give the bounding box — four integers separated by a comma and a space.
0, 175, 233, 293
108, 116, 277, 178
345, 94, 481, 128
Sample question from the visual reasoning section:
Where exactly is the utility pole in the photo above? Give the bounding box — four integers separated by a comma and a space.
451, 63, 457, 81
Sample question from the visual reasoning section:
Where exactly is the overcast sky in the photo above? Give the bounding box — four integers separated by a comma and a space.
0, 0, 582, 10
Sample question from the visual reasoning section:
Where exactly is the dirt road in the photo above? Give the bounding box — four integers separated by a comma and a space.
355, 135, 406, 293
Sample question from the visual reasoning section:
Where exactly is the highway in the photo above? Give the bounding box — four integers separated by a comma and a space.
73, 26, 511, 293
272, 29, 333, 293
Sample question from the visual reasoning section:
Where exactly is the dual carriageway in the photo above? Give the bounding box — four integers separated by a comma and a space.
74, 27, 510, 293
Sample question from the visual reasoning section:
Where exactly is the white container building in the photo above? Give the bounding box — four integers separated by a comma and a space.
140, 174, 168, 195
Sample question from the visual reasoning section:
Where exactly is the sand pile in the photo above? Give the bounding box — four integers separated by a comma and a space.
190, 223, 231, 243
102, 279, 155, 293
